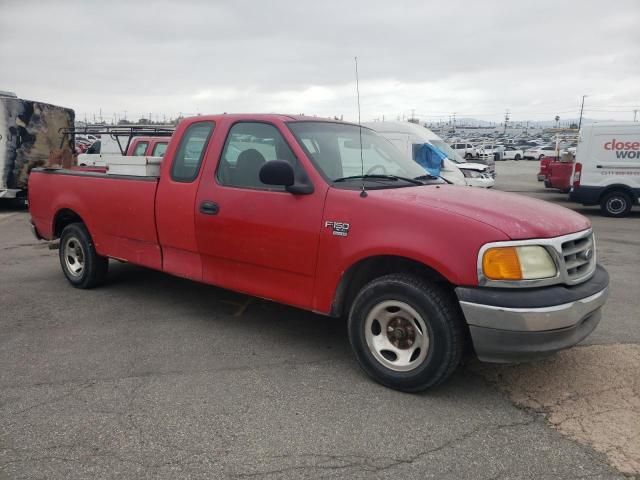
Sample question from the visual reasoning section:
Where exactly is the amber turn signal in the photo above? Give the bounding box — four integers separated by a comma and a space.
482, 247, 523, 280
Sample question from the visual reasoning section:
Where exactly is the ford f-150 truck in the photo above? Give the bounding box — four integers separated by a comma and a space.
28, 114, 609, 392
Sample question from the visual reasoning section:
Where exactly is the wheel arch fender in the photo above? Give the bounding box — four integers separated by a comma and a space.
329, 254, 456, 318
53, 208, 88, 239
599, 184, 638, 203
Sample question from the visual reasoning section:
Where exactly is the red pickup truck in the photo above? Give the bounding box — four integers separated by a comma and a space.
126, 136, 170, 157
28, 114, 609, 392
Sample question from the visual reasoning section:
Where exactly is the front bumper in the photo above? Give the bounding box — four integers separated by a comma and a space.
456, 265, 609, 363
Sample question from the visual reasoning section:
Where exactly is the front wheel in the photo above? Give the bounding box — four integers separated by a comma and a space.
59, 223, 109, 288
465, 153, 472, 160
348, 274, 464, 392
600, 191, 633, 218
515, 154, 521, 160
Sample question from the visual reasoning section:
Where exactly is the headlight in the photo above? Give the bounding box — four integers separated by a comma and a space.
482, 245, 557, 281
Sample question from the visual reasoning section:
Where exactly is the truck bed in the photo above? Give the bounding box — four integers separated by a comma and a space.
29, 168, 162, 269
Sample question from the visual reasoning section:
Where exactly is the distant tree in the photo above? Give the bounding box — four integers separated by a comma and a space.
569, 122, 578, 129
117, 119, 131, 125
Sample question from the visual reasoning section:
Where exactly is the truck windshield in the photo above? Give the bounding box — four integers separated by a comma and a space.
288, 122, 430, 186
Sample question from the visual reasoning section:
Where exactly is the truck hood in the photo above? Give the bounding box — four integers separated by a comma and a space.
458, 162, 487, 172
375, 185, 590, 240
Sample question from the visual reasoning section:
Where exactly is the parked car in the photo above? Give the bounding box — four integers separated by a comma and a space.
477, 144, 505, 160
570, 122, 640, 217
502, 146, 524, 160
524, 145, 558, 160
449, 142, 477, 159
28, 114, 609, 392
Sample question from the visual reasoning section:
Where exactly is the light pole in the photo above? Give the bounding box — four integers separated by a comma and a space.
578, 95, 587, 130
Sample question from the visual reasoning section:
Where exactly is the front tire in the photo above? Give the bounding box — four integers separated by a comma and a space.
465, 153, 472, 160
515, 154, 522, 160
600, 191, 633, 218
348, 274, 464, 392
59, 223, 108, 288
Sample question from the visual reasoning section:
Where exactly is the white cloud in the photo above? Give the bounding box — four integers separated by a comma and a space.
1, 0, 638, 123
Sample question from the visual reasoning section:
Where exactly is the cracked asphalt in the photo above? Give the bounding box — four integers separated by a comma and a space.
1, 161, 638, 479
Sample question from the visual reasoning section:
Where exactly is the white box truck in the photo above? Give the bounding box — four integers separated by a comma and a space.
570, 122, 640, 217
0, 92, 75, 201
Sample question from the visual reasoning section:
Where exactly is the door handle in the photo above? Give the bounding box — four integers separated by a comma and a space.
199, 201, 219, 215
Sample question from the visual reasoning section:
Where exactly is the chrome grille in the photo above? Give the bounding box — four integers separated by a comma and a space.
560, 231, 595, 283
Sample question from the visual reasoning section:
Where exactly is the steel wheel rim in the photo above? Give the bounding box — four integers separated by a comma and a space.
364, 300, 429, 372
607, 197, 625, 214
63, 236, 85, 277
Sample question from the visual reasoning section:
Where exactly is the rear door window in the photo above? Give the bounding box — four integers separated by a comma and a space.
152, 142, 168, 157
170, 122, 215, 182
132, 142, 148, 156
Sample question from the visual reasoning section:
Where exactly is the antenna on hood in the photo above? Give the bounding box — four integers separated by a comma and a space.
354, 56, 367, 198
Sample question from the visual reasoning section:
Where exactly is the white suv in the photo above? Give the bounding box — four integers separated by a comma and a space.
449, 142, 477, 159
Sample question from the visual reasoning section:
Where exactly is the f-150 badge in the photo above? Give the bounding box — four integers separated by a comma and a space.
325, 221, 350, 237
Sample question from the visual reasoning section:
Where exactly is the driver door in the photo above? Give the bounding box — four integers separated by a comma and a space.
195, 121, 327, 310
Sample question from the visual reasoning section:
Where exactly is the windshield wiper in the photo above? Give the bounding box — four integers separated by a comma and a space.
333, 174, 424, 185
414, 174, 452, 184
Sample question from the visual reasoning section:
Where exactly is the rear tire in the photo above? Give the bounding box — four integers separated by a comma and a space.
59, 223, 108, 288
515, 154, 522, 160
600, 191, 633, 218
347, 274, 464, 392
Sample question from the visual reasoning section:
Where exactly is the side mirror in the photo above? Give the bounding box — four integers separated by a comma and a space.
259, 160, 294, 187
259, 160, 314, 194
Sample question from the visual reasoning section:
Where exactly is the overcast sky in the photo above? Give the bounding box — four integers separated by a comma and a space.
1, 0, 639, 124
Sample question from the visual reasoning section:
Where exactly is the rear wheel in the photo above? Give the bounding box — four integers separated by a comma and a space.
59, 223, 108, 288
515, 154, 522, 160
348, 274, 464, 392
538, 154, 544, 160
600, 190, 633, 218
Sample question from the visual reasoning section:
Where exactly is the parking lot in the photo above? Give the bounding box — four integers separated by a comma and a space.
1, 160, 638, 479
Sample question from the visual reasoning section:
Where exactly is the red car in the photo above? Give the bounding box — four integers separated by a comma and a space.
28, 114, 609, 392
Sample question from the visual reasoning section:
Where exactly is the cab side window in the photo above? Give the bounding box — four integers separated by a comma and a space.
170, 122, 215, 182
152, 142, 168, 157
132, 142, 148, 156
216, 122, 298, 189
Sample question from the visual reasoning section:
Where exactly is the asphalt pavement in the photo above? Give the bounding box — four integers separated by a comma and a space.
0, 161, 637, 479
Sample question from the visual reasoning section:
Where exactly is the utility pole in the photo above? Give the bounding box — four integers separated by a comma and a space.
503, 109, 510, 134
578, 95, 587, 130
634, 109, 638, 122
452, 112, 456, 133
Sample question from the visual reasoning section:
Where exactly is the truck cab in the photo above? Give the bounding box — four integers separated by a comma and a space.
126, 136, 170, 157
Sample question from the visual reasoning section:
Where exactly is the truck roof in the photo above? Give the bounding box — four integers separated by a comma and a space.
182, 113, 360, 127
